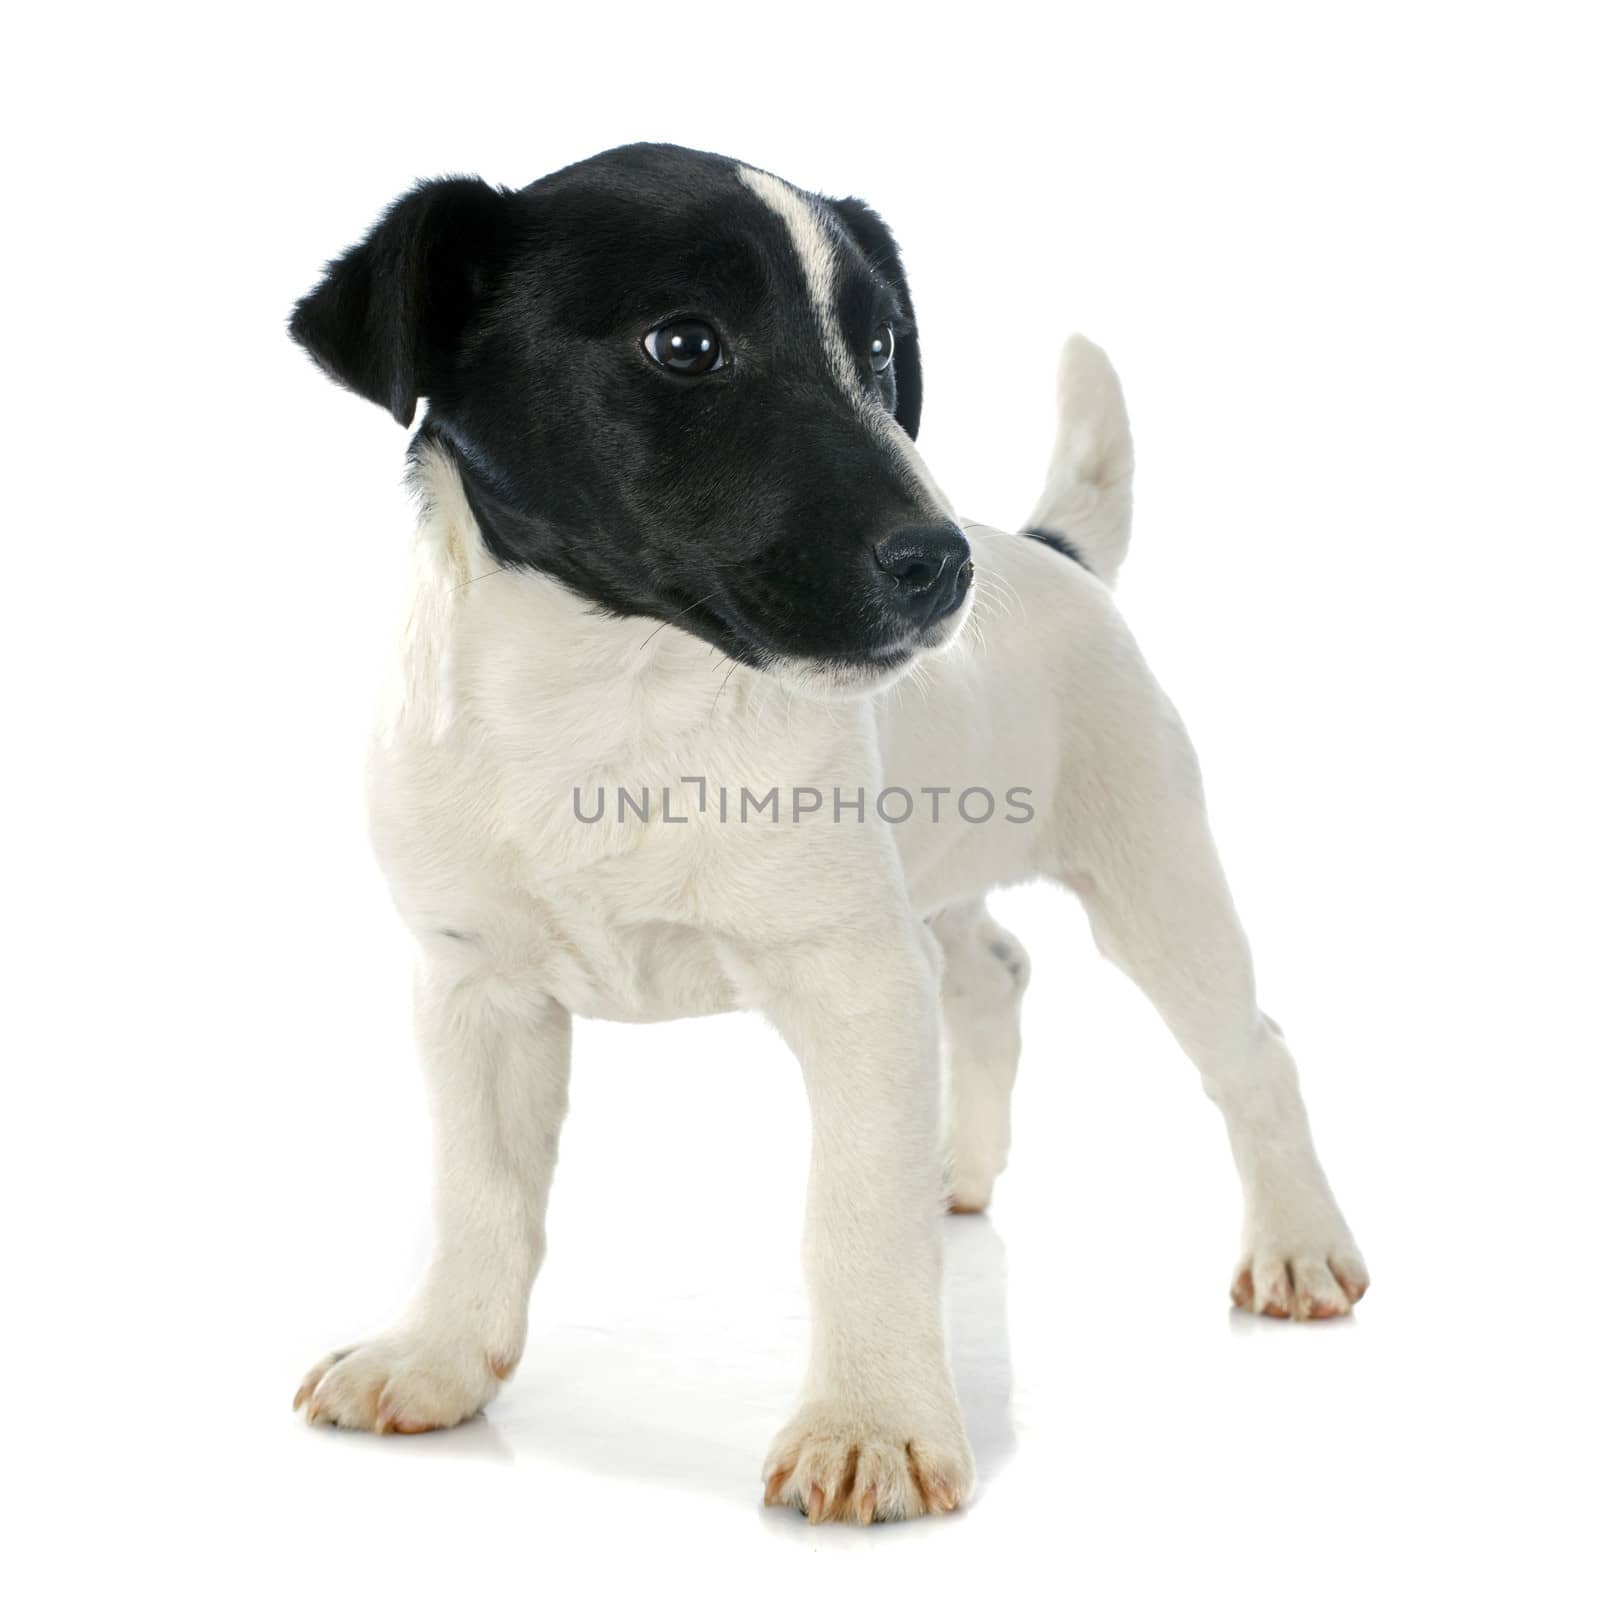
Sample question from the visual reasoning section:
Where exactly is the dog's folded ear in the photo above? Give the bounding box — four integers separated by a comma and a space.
827, 197, 924, 440
289, 177, 516, 428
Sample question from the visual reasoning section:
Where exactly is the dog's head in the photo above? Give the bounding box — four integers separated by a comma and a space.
290, 143, 972, 691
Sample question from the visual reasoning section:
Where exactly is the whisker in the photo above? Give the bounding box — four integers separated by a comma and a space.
982, 564, 1026, 623
711, 657, 740, 715
448, 566, 517, 594
641, 592, 720, 650
980, 566, 1020, 613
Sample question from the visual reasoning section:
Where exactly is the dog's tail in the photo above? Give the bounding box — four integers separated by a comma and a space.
1020, 335, 1134, 585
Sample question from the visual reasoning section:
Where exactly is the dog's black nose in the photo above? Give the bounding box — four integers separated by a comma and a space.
873, 522, 973, 627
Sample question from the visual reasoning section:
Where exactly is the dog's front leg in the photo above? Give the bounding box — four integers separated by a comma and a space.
294, 961, 570, 1431
738, 922, 975, 1523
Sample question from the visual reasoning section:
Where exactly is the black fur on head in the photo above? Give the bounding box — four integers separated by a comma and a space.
827, 196, 923, 441
290, 143, 965, 677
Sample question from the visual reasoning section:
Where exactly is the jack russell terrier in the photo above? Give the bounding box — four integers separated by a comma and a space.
288, 142, 1368, 1524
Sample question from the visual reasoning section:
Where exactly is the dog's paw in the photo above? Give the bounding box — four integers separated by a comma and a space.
944, 1141, 1011, 1214
293, 1329, 517, 1433
944, 1162, 992, 1214
1231, 1228, 1370, 1320
762, 1401, 975, 1524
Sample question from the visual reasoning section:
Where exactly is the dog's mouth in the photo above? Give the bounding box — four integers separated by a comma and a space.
679, 574, 974, 694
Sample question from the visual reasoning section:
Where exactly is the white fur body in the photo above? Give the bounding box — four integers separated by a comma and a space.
374, 453, 1072, 1024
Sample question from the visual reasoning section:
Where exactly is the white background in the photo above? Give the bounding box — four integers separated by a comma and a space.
6, 3, 1597, 1595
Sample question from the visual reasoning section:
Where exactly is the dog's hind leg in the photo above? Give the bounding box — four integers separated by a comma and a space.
1050, 632, 1370, 1320
930, 899, 1029, 1214
294, 961, 571, 1431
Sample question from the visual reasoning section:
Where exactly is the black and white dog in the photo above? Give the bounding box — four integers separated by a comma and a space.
289, 142, 1367, 1523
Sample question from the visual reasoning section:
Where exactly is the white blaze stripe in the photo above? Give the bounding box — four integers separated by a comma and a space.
737, 164, 954, 518
737, 165, 857, 395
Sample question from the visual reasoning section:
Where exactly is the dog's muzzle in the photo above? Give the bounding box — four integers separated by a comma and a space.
872, 522, 974, 630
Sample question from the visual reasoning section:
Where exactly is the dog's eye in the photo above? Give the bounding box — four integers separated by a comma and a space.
644, 320, 724, 376
869, 324, 894, 374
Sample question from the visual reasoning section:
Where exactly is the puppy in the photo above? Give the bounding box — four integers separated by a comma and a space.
288, 142, 1367, 1522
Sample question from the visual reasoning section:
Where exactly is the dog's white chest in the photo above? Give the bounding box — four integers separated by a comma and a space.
371, 732, 746, 1022
514, 889, 740, 1024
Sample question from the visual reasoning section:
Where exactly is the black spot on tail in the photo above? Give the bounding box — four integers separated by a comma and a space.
1022, 528, 1089, 568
